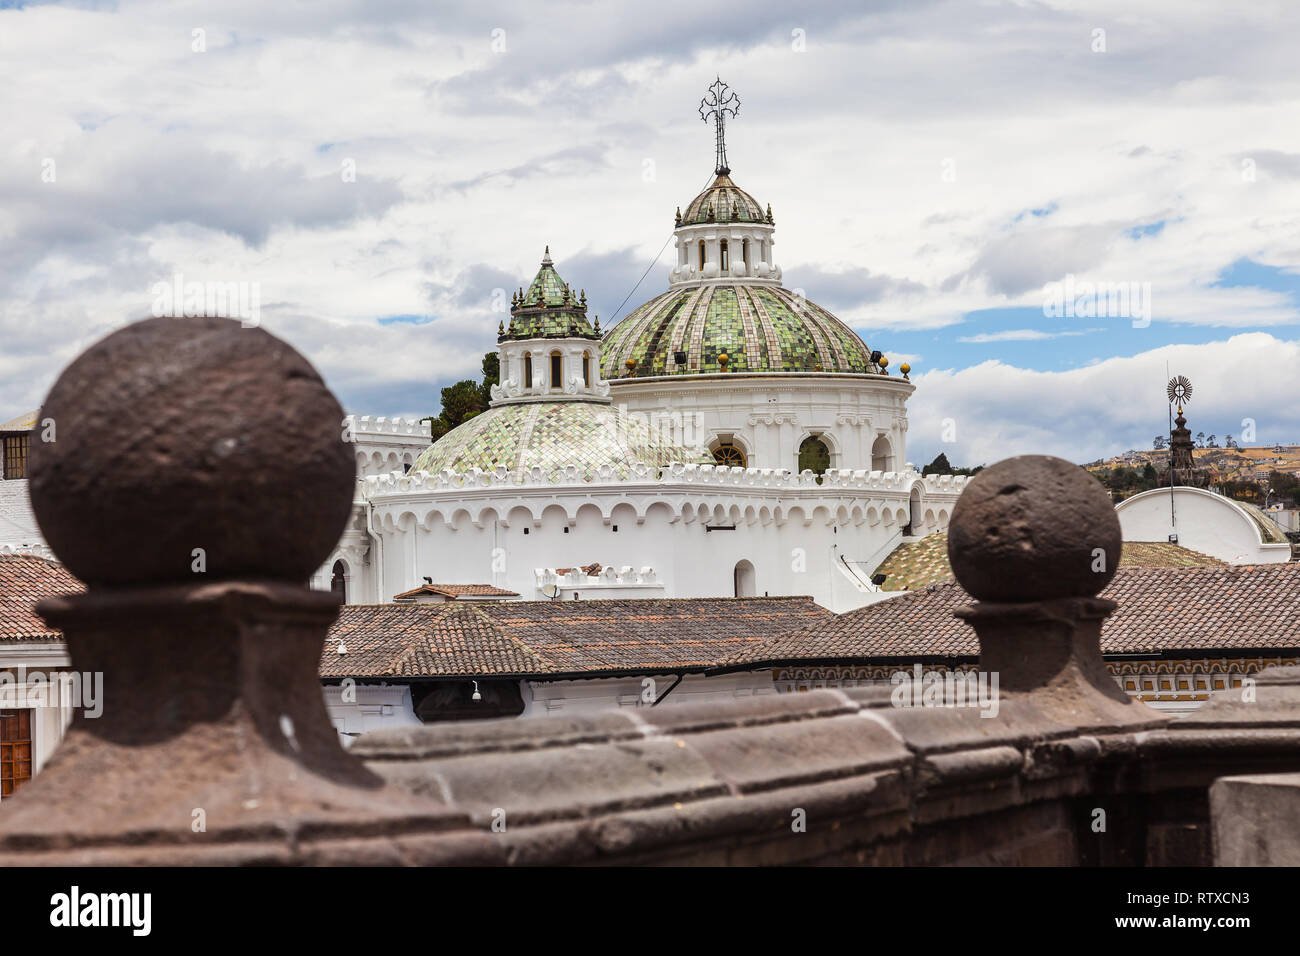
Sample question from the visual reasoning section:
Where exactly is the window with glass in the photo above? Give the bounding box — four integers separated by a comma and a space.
2, 434, 28, 480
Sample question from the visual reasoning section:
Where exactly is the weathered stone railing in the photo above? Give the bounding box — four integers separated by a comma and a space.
0, 316, 1294, 866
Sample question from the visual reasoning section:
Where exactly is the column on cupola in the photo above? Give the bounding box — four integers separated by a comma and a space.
853, 419, 871, 468
778, 418, 798, 471
703, 236, 721, 279
506, 350, 521, 392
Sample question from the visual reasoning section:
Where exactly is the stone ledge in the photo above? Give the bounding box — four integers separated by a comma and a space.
1211, 773, 1300, 866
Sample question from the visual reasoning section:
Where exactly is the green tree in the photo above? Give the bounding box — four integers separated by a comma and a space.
480, 351, 499, 404
1268, 469, 1300, 506
426, 351, 498, 441
922, 452, 953, 476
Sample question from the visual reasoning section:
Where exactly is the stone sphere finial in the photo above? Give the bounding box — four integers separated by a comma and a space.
29, 316, 355, 586
947, 455, 1120, 602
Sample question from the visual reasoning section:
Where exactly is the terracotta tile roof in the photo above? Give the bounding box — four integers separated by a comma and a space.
553, 563, 602, 576
723, 562, 1300, 669
322, 596, 833, 679
322, 603, 550, 678
392, 583, 520, 600
0, 554, 81, 641
873, 531, 1224, 592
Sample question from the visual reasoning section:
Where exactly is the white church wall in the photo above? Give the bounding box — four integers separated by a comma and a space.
1116, 486, 1291, 565
362, 465, 965, 612
607, 374, 913, 474
345, 415, 429, 478
0, 641, 78, 798
0, 480, 50, 557
322, 683, 422, 748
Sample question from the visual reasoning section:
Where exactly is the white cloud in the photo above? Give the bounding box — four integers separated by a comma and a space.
0, 0, 1298, 425
906, 332, 1300, 467
957, 329, 1097, 343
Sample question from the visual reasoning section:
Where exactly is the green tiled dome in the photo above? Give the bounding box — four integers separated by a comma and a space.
413, 401, 711, 481
678, 173, 768, 225
503, 248, 600, 342
601, 284, 877, 378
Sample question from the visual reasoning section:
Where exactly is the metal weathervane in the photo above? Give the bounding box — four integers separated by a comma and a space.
699, 77, 740, 175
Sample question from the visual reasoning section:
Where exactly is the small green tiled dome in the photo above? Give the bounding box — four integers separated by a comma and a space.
502, 248, 600, 342
678, 173, 768, 225
601, 284, 877, 378
413, 401, 711, 481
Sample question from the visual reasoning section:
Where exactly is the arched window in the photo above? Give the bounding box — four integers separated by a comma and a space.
698, 240, 706, 270
330, 560, 347, 603
712, 443, 746, 468
582, 352, 591, 387
733, 560, 756, 597
905, 486, 921, 536
720, 239, 729, 272
871, 435, 893, 472
742, 238, 750, 270
524, 354, 533, 389
798, 435, 830, 478
550, 351, 563, 391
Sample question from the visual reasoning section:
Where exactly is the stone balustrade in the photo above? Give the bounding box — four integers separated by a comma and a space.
1, 315, 1295, 866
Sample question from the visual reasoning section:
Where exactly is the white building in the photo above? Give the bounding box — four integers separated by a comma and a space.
319, 148, 967, 615
1117, 486, 1292, 565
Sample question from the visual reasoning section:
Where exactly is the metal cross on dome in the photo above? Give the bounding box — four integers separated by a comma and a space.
699, 77, 740, 175
1166, 375, 1193, 412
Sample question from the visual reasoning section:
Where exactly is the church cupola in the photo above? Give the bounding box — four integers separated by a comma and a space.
490, 248, 610, 405
668, 78, 780, 288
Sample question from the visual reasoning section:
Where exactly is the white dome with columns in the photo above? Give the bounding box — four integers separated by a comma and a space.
316, 81, 963, 629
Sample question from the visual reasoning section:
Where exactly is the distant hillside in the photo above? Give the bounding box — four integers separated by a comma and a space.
1085, 445, 1300, 483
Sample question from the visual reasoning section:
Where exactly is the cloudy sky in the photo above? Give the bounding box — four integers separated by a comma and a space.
2, 0, 1298, 467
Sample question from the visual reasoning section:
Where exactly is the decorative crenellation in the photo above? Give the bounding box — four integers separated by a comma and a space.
345, 415, 428, 439
362, 462, 969, 496
360, 464, 964, 535
535, 566, 661, 589
0, 542, 54, 559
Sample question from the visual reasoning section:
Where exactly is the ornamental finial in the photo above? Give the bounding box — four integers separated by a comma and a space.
699, 76, 740, 175
542, 245, 552, 266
